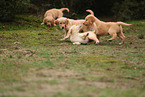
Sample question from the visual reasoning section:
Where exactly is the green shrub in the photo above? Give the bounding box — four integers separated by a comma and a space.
0, 0, 30, 21
112, 0, 145, 20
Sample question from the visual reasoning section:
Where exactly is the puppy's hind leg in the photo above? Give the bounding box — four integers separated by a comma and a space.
108, 33, 117, 41
88, 34, 99, 44
118, 26, 125, 45
108, 30, 117, 42
118, 33, 125, 45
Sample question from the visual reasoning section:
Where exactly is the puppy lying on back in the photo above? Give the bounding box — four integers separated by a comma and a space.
60, 25, 99, 45
83, 10, 132, 44
41, 8, 69, 27
54, 10, 94, 38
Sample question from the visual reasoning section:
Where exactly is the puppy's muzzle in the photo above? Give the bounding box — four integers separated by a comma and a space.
83, 23, 87, 26
47, 24, 51, 27
47, 23, 51, 27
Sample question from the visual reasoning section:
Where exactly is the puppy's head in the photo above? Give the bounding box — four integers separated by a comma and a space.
79, 24, 89, 32
83, 15, 95, 27
54, 17, 68, 29
44, 16, 55, 26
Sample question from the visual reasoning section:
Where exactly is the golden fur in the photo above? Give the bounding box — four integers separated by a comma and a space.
55, 17, 85, 38
41, 8, 69, 26
54, 10, 94, 38
60, 25, 99, 44
79, 10, 95, 32
83, 14, 132, 44
60, 25, 89, 44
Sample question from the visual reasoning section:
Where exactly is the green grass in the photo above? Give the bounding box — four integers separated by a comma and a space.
0, 15, 145, 97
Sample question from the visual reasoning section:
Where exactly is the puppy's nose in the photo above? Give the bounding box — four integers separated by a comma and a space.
47, 24, 51, 27
47, 23, 51, 26
83, 23, 87, 26
62, 27, 64, 29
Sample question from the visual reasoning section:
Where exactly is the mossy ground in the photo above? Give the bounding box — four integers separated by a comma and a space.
0, 15, 145, 97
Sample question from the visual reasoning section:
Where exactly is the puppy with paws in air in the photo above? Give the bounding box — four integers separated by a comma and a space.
60, 25, 99, 45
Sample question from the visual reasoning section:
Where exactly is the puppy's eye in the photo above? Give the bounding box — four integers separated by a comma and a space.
86, 19, 88, 21
83, 23, 85, 25
60, 23, 62, 24
83, 23, 87, 26
64, 22, 66, 24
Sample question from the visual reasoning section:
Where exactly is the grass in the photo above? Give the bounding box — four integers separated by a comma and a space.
0, 14, 145, 97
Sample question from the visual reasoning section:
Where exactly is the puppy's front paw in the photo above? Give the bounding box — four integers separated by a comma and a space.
119, 42, 123, 45
54, 24, 57, 26
107, 39, 112, 42
95, 41, 100, 45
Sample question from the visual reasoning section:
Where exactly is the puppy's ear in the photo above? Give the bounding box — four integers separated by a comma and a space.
93, 30, 97, 34
66, 19, 69, 26
89, 16, 95, 24
54, 20, 59, 26
70, 28, 72, 34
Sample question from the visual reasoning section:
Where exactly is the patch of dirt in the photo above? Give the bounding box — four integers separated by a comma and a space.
1, 68, 107, 97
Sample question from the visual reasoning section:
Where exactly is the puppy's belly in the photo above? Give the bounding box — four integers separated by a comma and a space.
70, 36, 89, 43
97, 32, 109, 36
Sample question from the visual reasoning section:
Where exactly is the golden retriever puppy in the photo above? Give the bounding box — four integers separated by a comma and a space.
79, 10, 96, 32
41, 8, 69, 27
60, 25, 99, 44
83, 14, 132, 44
55, 10, 94, 38
55, 17, 85, 37
60, 25, 89, 44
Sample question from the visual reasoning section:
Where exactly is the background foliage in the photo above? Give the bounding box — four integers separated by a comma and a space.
0, 0, 30, 21
0, 0, 145, 21
112, 0, 145, 20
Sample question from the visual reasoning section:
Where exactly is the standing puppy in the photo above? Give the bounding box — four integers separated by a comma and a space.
54, 10, 94, 38
41, 8, 69, 27
83, 14, 132, 44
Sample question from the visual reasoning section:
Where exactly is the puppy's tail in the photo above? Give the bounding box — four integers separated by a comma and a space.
86, 10, 94, 15
60, 8, 69, 12
117, 22, 132, 26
